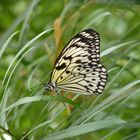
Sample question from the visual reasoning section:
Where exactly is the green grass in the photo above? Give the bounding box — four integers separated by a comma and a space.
0, 0, 140, 140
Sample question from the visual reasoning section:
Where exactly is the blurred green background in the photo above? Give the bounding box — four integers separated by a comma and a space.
0, 0, 140, 140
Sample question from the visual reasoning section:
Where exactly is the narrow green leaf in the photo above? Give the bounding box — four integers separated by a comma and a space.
43, 117, 125, 140
0, 31, 19, 59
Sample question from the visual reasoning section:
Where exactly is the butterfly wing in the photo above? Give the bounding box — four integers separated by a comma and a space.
50, 29, 107, 95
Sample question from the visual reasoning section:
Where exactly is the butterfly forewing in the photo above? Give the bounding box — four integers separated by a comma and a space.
50, 29, 107, 95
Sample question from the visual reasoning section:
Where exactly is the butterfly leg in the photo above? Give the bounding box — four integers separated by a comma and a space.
55, 89, 66, 106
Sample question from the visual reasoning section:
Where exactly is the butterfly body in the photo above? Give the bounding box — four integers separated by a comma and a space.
45, 29, 107, 95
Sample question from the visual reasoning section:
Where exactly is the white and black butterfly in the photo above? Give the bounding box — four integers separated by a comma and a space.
44, 29, 107, 95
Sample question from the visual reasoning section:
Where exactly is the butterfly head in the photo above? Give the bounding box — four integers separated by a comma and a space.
44, 82, 56, 91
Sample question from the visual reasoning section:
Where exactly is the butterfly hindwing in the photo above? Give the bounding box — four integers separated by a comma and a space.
50, 29, 107, 95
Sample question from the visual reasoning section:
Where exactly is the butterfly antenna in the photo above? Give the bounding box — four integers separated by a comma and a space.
32, 74, 46, 87
24, 83, 43, 94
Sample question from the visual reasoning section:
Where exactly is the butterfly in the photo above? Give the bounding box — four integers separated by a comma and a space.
44, 29, 107, 95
